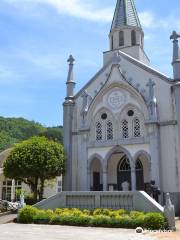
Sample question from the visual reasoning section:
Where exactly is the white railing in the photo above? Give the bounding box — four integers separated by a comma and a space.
35, 191, 163, 213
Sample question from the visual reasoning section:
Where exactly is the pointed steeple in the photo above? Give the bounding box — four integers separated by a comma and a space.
111, 0, 142, 32
105, 0, 149, 65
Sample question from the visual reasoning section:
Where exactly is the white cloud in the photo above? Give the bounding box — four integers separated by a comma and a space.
4, 0, 113, 22
139, 11, 180, 31
0, 65, 23, 84
139, 11, 155, 28
4, 0, 180, 30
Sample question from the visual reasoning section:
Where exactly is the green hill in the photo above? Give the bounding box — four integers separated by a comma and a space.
0, 117, 63, 152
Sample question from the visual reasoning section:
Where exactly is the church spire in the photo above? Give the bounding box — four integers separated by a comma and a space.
65, 55, 76, 101
111, 0, 142, 32
107, 0, 149, 65
170, 31, 180, 80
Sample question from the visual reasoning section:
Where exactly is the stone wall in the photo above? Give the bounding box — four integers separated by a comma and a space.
35, 191, 164, 213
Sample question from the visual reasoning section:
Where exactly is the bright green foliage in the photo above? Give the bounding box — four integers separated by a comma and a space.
3, 136, 65, 201
18, 206, 39, 223
0, 117, 45, 151
130, 210, 145, 219
143, 212, 167, 230
0, 117, 63, 152
18, 206, 167, 230
0, 131, 17, 152
39, 127, 63, 144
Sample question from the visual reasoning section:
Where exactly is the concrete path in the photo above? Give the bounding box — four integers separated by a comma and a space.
147, 220, 180, 240
0, 213, 16, 224
0, 224, 156, 240
0, 222, 180, 240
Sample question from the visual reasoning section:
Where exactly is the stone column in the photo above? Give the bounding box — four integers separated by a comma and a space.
63, 101, 75, 191
103, 171, 107, 191
11, 179, 15, 201
131, 166, 136, 191
148, 123, 161, 188
87, 170, 91, 191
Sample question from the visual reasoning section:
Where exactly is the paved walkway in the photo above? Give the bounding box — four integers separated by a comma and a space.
0, 224, 156, 240
148, 220, 180, 240
0, 213, 16, 224
0, 221, 179, 240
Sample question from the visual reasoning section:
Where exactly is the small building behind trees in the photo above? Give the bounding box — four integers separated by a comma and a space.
0, 140, 63, 202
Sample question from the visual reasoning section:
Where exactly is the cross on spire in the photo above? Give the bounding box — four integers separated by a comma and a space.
170, 31, 180, 41
67, 55, 75, 65
66, 54, 75, 84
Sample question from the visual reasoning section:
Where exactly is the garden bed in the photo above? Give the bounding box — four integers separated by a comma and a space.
18, 206, 167, 230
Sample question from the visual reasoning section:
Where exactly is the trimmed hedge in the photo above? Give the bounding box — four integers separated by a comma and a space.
18, 206, 167, 230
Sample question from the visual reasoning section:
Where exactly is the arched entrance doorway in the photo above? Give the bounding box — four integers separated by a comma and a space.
136, 159, 144, 190
90, 158, 103, 191
117, 155, 131, 190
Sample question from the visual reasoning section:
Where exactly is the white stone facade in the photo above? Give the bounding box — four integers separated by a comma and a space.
63, 0, 180, 214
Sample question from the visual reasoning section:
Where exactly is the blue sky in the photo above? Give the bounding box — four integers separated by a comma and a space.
0, 0, 180, 127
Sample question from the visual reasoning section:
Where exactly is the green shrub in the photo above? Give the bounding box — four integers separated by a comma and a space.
50, 215, 91, 226
46, 209, 54, 217
130, 211, 145, 219
116, 209, 127, 216
18, 206, 39, 223
143, 212, 166, 230
82, 209, 90, 216
32, 209, 53, 224
54, 208, 63, 215
93, 208, 110, 216
71, 208, 83, 216
90, 215, 111, 226
17, 206, 166, 230
33, 214, 50, 224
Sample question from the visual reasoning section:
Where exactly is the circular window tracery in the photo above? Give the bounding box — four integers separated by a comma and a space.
127, 110, 134, 117
101, 113, 107, 120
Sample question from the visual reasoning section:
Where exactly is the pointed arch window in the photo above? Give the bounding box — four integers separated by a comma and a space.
133, 118, 141, 137
131, 30, 136, 46
96, 122, 102, 141
119, 31, 124, 46
106, 121, 113, 140
118, 156, 131, 171
122, 120, 129, 139
136, 159, 143, 170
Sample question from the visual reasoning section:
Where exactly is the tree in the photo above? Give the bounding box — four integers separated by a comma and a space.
39, 126, 63, 144
0, 117, 46, 152
0, 131, 17, 152
3, 136, 65, 201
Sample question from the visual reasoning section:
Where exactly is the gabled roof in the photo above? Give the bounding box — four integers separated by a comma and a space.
111, 0, 142, 32
74, 51, 172, 99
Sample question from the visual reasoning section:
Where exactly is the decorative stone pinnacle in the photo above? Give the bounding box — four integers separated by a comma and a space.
170, 31, 180, 41
112, 51, 121, 64
146, 79, 156, 102
67, 55, 75, 65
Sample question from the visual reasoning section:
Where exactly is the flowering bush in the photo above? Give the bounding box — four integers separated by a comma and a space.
18, 206, 167, 230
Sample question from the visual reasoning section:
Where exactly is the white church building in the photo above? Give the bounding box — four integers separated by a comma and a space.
63, 0, 180, 213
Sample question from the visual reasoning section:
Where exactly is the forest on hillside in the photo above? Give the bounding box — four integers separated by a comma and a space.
0, 117, 63, 152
